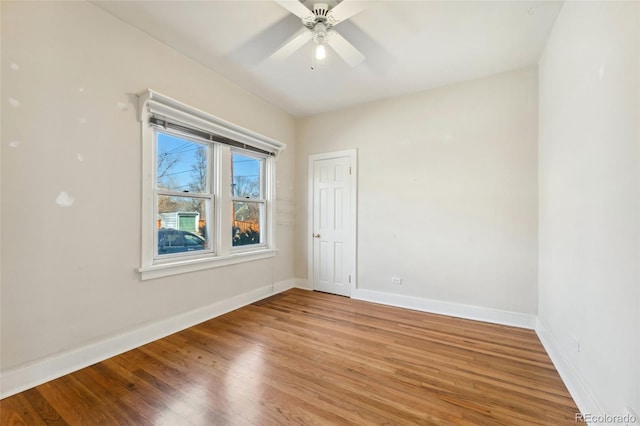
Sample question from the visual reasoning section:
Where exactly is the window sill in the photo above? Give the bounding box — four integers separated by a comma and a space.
138, 249, 277, 280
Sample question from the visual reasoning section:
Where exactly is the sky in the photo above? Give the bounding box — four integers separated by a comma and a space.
157, 132, 260, 195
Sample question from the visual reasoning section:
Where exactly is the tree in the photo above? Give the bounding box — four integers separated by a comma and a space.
232, 177, 260, 223
157, 150, 183, 214
180, 145, 207, 217
233, 176, 259, 198
157, 150, 180, 185
190, 145, 207, 194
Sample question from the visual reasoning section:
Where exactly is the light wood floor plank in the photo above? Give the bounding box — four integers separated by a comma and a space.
0, 289, 579, 425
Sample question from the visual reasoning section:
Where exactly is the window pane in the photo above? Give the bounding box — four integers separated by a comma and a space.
158, 195, 210, 255
232, 201, 262, 246
232, 153, 261, 198
157, 132, 208, 194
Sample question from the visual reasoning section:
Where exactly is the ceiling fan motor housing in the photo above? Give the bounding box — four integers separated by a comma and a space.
312, 3, 329, 18
305, 3, 331, 28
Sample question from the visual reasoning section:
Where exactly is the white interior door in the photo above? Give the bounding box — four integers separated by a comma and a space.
309, 151, 356, 296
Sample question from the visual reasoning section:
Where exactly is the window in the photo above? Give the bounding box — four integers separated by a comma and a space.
156, 132, 212, 258
232, 152, 265, 247
138, 90, 285, 280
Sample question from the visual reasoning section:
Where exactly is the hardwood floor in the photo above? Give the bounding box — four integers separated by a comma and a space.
1, 289, 579, 425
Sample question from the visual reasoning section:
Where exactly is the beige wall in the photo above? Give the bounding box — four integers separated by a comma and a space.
4, 1, 637, 416
538, 1, 640, 416
296, 67, 539, 314
1, 1, 296, 371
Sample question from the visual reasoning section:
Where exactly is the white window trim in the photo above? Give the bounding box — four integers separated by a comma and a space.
230, 148, 269, 252
137, 89, 285, 280
153, 127, 216, 260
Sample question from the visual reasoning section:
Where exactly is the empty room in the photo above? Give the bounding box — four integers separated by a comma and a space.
1, 0, 638, 425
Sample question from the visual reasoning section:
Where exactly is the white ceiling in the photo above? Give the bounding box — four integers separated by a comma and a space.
93, 0, 562, 117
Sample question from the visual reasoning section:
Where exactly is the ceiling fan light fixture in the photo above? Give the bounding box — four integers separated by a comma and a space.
312, 22, 327, 42
315, 43, 327, 61
312, 21, 328, 63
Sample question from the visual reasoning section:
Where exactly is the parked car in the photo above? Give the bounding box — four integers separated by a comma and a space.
158, 228, 205, 255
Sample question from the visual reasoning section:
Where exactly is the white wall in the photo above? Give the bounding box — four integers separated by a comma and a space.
1, 1, 296, 377
538, 1, 639, 418
296, 67, 539, 316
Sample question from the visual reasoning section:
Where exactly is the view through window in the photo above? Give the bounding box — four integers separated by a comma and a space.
156, 132, 212, 257
232, 152, 265, 247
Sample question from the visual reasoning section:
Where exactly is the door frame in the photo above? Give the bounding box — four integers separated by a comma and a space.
307, 149, 358, 296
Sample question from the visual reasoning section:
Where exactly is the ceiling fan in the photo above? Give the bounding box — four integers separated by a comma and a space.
271, 0, 369, 67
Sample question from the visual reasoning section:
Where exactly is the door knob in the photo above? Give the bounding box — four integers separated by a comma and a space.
313, 233, 321, 238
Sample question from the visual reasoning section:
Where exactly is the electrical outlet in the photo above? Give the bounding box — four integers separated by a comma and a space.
391, 276, 402, 285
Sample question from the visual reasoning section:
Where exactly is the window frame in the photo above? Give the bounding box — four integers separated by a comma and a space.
153, 128, 215, 262
138, 90, 285, 280
231, 149, 268, 251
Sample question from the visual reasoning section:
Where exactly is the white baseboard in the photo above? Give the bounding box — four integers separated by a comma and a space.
0, 279, 295, 399
294, 278, 312, 290
535, 318, 603, 422
351, 288, 537, 329
273, 278, 296, 293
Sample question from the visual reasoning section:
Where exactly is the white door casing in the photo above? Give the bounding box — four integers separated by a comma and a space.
308, 150, 357, 296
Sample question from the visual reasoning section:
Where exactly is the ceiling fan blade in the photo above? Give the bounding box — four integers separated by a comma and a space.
270, 28, 313, 60
273, 0, 314, 21
326, 30, 365, 67
327, 0, 370, 25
